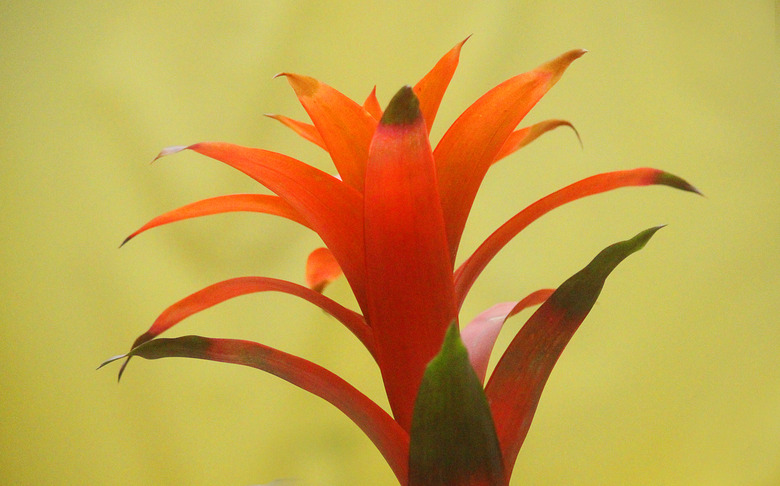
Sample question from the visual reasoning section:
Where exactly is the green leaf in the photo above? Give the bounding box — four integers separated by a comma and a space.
486, 226, 664, 474
409, 323, 505, 486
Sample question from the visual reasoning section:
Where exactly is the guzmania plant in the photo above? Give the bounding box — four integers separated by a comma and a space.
102, 39, 700, 485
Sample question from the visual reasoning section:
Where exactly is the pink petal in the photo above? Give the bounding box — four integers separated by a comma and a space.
462, 289, 554, 384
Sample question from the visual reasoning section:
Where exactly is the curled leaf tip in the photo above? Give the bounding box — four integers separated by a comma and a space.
540, 49, 588, 84
656, 171, 703, 196
380, 86, 420, 126
568, 122, 584, 148
153, 145, 188, 162
97, 354, 125, 370
98, 353, 133, 382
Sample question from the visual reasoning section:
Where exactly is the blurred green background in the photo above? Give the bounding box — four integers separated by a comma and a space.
2, 1, 777, 484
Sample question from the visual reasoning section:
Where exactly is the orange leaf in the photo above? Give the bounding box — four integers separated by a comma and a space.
121, 193, 311, 247
305, 247, 343, 293
413, 37, 469, 134
435, 49, 587, 263
454, 168, 701, 308
126, 276, 373, 358
156, 143, 370, 313
487, 227, 662, 473
265, 113, 326, 149
492, 119, 580, 164
363, 86, 383, 120
278, 73, 377, 192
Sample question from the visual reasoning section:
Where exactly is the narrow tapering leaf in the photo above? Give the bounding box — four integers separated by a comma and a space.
409, 323, 505, 486
486, 226, 663, 472
492, 119, 580, 164
413, 37, 468, 133
103, 336, 409, 484
363, 86, 383, 120
121, 194, 311, 247
265, 114, 327, 149
454, 168, 701, 307
126, 277, 372, 358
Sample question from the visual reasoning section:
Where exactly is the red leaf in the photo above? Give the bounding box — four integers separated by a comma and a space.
156, 143, 369, 314
486, 227, 663, 473
435, 49, 587, 263
305, 247, 343, 293
102, 336, 409, 484
363, 87, 457, 431
277, 73, 377, 192
492, 119, 580, 164
461, 289, 554, 384
454, 168, 701, 308
264, 114, 326, 149
126, 276, 373, 358
413, 37, 468, 134
121, 194, 311, 247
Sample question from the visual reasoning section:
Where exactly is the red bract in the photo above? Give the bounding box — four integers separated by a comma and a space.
102, 39, 700, 485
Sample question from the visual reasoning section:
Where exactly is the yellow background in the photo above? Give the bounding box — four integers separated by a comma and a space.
2, 1, 777, 484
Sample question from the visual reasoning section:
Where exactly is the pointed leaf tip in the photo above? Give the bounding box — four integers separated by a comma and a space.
380, 86, 421, 126
409, 322, 504, 485
276, 72, 319, 97
153, 145, 188, 162
487, 225, 666, 471
97, 354, 126, 370
656, 171, 703, 196
540, 49, 588, 85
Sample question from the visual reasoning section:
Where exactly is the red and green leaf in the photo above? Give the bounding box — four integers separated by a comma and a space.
486, 226, 664, 472
454, 168, 701, 307
363, 87, 457, 431
409, 323, 505, 486
101, 336, 409, 484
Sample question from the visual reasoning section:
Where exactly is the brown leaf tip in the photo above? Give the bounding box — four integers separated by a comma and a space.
380, 86, 421, 126
656, 171, 704, 196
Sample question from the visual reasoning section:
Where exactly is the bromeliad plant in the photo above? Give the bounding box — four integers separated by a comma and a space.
102, 39, 699, 485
